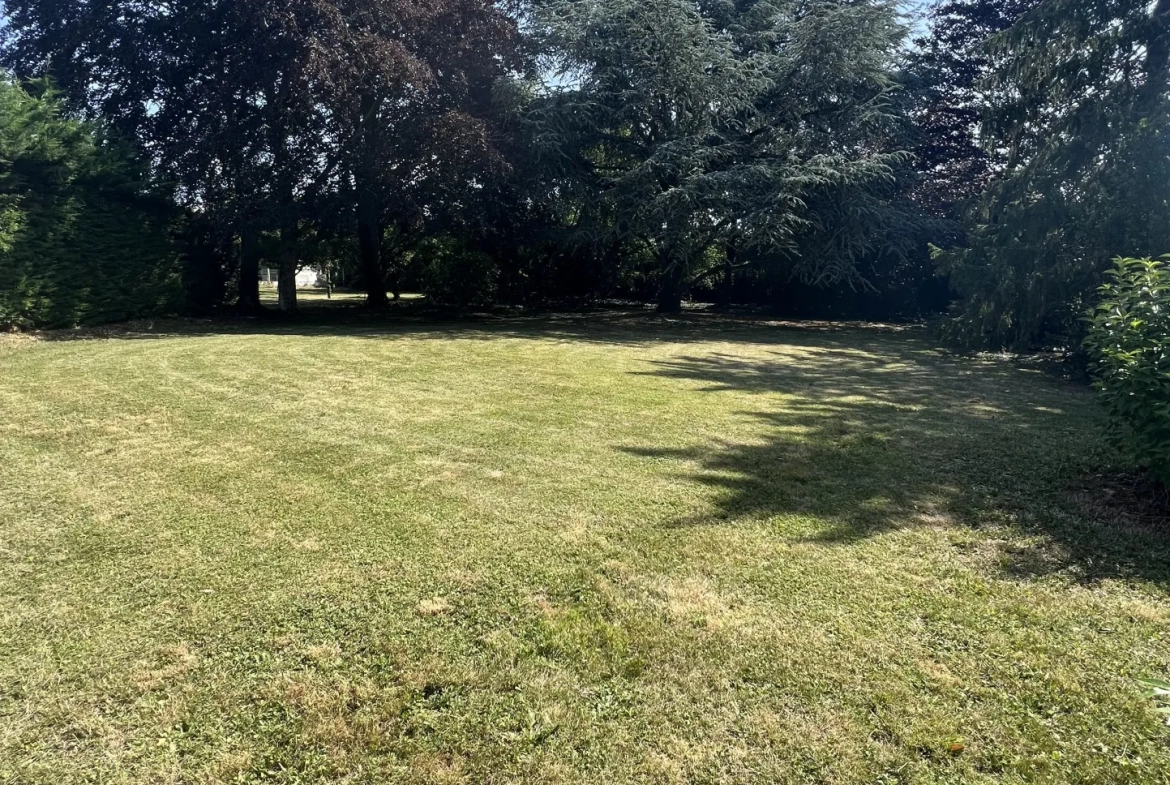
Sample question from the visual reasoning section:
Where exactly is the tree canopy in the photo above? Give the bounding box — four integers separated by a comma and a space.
905, 0, 1041, 216
0, 0, 1167, 345
2, 0, 522, 314
933, 0, 1170, 348
528, 0, 915, 311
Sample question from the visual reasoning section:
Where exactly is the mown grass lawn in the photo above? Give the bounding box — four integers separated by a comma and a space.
2, 312, 1169, 784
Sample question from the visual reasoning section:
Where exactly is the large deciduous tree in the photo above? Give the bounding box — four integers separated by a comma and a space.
529, 0, 915, 312
316, 0, 523, 307
2, 0, 523, 312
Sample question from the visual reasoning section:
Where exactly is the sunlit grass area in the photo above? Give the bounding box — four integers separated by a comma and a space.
2, 313, 1168, 783
258, 287, 373, 308
256, 288, 427, 308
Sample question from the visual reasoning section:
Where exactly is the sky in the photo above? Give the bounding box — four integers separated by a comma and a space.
902, 0, 937, 37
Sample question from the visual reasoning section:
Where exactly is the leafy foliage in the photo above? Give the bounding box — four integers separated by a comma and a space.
6, 0, 1168, 333
2, 0, 521, 314
1085, 257, 1170, 487
3, 0, 338, 312
0, 0, 954, 320
905, 0, 1041, 217
937, 0, 1170, 349
416, 235, 499, 309
0, 79, 179, 329
529, 0, 919, 312
313, 0, 522, 307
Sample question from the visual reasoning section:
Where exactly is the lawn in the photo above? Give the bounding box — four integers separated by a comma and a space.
1, 312, 1169, 784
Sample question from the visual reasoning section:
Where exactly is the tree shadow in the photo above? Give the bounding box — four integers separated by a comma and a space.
21, 301, 922, 348
20, 301, 1162, 583
622, 340, 1170, 586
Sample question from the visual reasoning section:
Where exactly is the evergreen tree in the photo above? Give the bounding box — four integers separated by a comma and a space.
0, 79, 180, 329
530, 0, 915, 312
905, 0, 1041, 217
937, 0, 1170, 348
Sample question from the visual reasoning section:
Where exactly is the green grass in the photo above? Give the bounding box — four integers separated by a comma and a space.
257, 287, 422, 309
2, 312, 1169, 784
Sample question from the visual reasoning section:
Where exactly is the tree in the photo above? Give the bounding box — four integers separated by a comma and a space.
0, 79, 180, 329
2, 0, 337, 314
905, 0, 1042, 217
936, 0, 1170, 348
530, 0, 917, 313
315, 0, 523, 308
3, 0, 527, 314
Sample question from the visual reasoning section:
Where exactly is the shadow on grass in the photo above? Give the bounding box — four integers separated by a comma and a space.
23, 301, 921, 348
623, 343, 1170, 586
23, 301, 1167, 583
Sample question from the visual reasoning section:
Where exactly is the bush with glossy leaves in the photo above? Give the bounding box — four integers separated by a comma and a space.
1085, 256, 1170, 487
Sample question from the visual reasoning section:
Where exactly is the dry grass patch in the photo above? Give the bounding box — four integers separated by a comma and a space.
417, 597, 452, 616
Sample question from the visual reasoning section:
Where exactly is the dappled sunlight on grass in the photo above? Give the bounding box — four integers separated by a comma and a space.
624, 338, 1136, 566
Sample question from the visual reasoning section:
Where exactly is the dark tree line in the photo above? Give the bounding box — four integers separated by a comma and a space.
2, 0, 1169, 346
923, 0, 1170, 348
2, 0, 522, 318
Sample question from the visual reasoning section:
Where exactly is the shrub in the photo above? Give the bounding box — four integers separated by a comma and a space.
1084, 256, 1170, 487
0, 79, 181, 329
416, 236, 498, 309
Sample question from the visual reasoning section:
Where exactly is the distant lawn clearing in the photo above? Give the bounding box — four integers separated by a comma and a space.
2, 314, 1169, 784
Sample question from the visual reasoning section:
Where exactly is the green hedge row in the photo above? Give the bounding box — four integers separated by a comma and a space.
0, 79, 181, 329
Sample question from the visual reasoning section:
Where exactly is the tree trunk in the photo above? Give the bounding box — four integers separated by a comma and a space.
277, 217, 299, 314
388, 257, 403, 301
237, 224, 263, 315
354, 87, 388, 310
265, 80, 298, 316
718, 246, 737, 308
656, 252, 686, 313
357, 196, 387, 309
